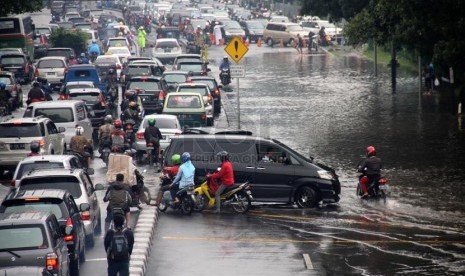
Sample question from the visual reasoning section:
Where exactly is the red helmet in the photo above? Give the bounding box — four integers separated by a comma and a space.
124, 90, 135, 99
366, 146, 376, 157
114, 119, 122, 128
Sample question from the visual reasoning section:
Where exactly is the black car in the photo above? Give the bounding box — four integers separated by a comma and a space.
126, 76, 169, 115
0, 189, 87, 276
33, 34, 51, 60
0, 212, 69, 276
163, 135, 341, 208
240, 20, 265, 42
121, 64, 164, 85
188, 76, 222, 114
0, 53, 34, 84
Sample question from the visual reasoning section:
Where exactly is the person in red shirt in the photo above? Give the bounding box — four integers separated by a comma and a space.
208, 151, 235, 213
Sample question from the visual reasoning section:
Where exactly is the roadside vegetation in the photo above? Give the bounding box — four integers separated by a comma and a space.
49, 29, 88, 55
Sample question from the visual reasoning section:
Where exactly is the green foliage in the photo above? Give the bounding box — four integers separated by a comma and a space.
0, 0, 44, 17
49, 29, 88, 55
300, 0, 370, 21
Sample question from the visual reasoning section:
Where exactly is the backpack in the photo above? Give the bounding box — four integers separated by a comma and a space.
108, 189, 129, 210
108, 228, 129, 261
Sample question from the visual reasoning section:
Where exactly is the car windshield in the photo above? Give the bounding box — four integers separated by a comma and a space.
0, 76, 12, 85
0, 226, 47, 251
34, 108, 74, 123
108, 48, 129, 55
0, 123, 42, 138
142, 118, 178, 129
287, 25, 304, 31
178, 63, 202, 71
178, 87, 207, 95
164, 74, 187, 83
19, 176, 82, 198
0, 57, 24, 64
176, 58, 200, 63
156, 41, 178, 48
128, 81, 160, 90
223, 21, 242, 29
46, 50, 71, 58
167, 95, 202, 108
16, 162, 65, 179
69, 92, 100, 101
246, 21, 263, 29
1, 200, 65, 219
76, 24, 92, 30
191, 79, 215, 90
38, 59, 65, 68
109, 40, 127, 47
95, 57, 117, 65
127, 67, 150, 75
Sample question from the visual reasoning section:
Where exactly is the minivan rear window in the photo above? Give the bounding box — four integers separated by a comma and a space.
16, 162, 65, 179
1, 199, 66, 220
166, 95, 202, 108
0, 225, 47, 251
34, 108, 74, 123
19, 177, 82, 198
0, 123, 43, 138
38, 59, 65, 68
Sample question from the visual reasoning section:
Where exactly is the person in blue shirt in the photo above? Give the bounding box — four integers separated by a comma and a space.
170, 152, 195, 204
88, 40, 101, 56
79, 53, 89, 64
219, 56, 230, 71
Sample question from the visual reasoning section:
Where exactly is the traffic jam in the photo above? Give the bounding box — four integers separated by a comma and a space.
1, 0, 464, 275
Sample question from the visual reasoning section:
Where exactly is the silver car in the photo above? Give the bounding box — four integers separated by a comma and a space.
35, 56, 68, 90
134, 114, 182, 155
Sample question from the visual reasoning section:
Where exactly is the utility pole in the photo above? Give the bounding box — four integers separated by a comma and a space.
391, 41, 397, 93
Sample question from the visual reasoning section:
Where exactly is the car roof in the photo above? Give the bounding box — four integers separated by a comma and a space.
163, 71, 189, 75
2, 116, 48, 124
19, 155, 76, 163
189, 76, 216, 81
173, 133, 261, 140
69, 88, 102, 94
4, 189, 69, 202
21, 168, 84, 178
166, 91, 203, 97
27, 100, 84, 108
68, 64, 97, 70
37, 56, 67, 61
175, 54, 201, 59
0, 212, 54, 224
178, 83, 208, 88
130, 76, 162, 81
0, 53, 26, 57
65, 81, 95, 86
182, 127, 253, 135
47, 47, 74, 51
156, 38, 178, 42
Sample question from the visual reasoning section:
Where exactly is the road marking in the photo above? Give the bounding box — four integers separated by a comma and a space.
303, 254, 313, 270
85, 258, 107, 262
162, 236, 464, 245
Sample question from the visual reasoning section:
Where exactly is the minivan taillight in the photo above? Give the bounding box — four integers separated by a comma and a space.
136, 131, 144, 140
63, 218, 74, 242
201, 113, 206, 120
159, 90, 165, 101
46, 253, 59, 271
10, 179, 15, 188
34, 68, 39, 77
63, 67, 68, 75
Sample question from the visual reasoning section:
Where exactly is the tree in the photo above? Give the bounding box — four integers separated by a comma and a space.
300, 0, 370, 22
0, 0, 44, 17
49, 29, 88, 55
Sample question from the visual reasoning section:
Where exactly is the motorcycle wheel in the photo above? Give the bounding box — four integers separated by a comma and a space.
180, 197, 194, 215
194, 194, 208, 212
231, 190, 252, 214
158, 200, 168, 212
142, 187, 151, 205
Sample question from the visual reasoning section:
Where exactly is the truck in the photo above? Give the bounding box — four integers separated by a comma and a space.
63, 64, 108, 96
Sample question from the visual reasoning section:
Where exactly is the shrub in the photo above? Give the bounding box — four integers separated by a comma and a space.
49, 28, 88, 54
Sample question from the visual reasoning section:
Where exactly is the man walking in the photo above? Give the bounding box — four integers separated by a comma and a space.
104, 212, 134, 276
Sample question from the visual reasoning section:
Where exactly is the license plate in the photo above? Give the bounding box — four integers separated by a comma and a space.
379, 185, 387, 190
146, 147, 154, 150
47, 72, 55, 75
179, 114, 191, 119
162, 135, 167, 140
164, 48, 171, 53
10, 143, 25, 150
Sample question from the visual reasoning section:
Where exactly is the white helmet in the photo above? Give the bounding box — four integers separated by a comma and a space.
76, 126, 84, 136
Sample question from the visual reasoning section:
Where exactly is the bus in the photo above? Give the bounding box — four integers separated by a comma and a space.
0, 15, 35, 58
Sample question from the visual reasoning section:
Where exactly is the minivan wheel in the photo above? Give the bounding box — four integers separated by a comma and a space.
296, 186, 318, 208
267, 38, 274, 47
288, 38, 295, 47
70, 255, 80, 276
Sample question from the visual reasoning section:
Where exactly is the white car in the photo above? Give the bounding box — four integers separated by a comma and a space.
35, 56, 68, 90
94, 55, 124, 79
134, 114, 182, 155
152, 38, 182, 64
106, 46, 132, 59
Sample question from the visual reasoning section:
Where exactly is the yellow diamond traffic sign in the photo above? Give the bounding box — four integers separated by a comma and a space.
224, 36, 249, 63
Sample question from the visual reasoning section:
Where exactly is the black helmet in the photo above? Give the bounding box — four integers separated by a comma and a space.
217, 151, 229, 161
108, 68, 115, 75
32, 81, 40, 88
30, 141, 40, 153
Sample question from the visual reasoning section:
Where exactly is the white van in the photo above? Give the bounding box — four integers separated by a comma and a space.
23, 100, 93, 147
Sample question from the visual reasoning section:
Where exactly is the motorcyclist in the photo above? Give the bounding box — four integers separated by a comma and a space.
98, 115, 115, 156
194, 26, 204, 53
108, 68, 117, 84
27, 81, 45, 105
103, 173, 133, 229
357, 146, 382, 198
219, 56, 231, 84
122, 101, 140, 125
155, 154, 181, 206
144, 118, 163, 165
36, 77, 52, 101
79, 53, 90, 64
27, 141, 41, 157
111, 119, 127, 153
219, 56, 230, 71
0, 82, 12, 115
170, 152, 195, 204
88, 40, 101, 57
69, 126, 93, 167
68, 54, 78, 65
120, 90, 137, 112
207, 151, 235, 213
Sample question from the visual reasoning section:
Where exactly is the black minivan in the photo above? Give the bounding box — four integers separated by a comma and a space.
163, 135, 341, 208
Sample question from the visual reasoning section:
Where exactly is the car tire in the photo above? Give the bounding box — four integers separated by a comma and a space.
70, 255, 80, 276
85, 232, 94, 248
295, 186, 318, 208
207, 117, 214, 126
267, 38, 274, 47
288, 38, 295, 47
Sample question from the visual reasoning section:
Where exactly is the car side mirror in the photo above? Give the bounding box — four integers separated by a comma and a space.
79, 203, 90, 212
58, 127, 66, 133
86, 168, 94, 175
94, 183, 105, 190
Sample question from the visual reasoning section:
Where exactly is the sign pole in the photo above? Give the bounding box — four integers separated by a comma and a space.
237, 76, 240, 130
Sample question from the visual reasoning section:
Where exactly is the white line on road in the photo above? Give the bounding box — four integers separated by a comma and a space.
85, 258, 107, 262
303, 254, 314, 270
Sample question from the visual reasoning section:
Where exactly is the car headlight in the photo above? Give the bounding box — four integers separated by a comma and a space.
318, 170, 334, 180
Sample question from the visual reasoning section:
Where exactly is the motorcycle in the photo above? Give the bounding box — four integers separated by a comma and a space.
0, 101, 9, 117
123, 118, 137, 146
108, 83, 118, 104
194, 175, 252, 214
356, 175, 389, 201
130, 169, 151, 207
100, 139, 112, 165
158, 184, 196, 215
219, 68, 231, 86
37, 77, 53, 101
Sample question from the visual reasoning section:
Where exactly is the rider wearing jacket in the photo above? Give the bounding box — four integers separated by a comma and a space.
357, 146, 382, 197
144, 118, 163, 164
70, 126, 93, 166
111, 119, 127, 153
99, 115, 115, 154
208, 151, 235, 213
0, 82, 12, 115
155, 154, 181, 206
88, 40, 101, 56
27, 141, 41, 157
27, 82, 45, 105
170, 152, 195, 203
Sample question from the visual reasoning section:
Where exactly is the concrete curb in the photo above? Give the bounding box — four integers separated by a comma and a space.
129, 206, 159, 276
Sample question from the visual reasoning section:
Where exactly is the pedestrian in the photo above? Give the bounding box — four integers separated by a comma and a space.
104, 212, 134, 276
213, 23, 223, 45
138, 26, 147, 53
296, 33, 304, 54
